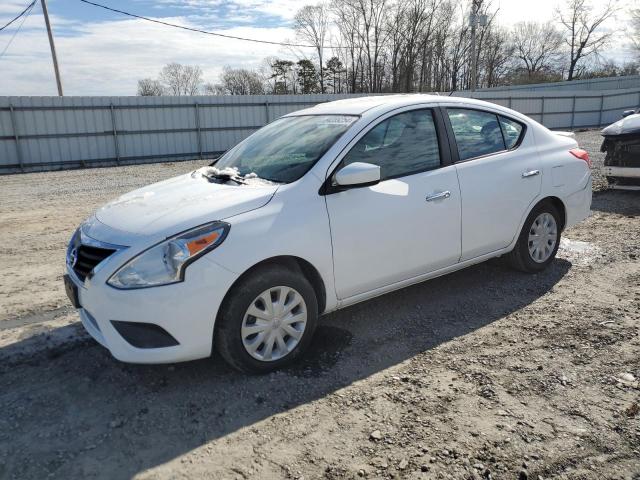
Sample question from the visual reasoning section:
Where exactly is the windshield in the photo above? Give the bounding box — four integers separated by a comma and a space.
213, 115, 358, 183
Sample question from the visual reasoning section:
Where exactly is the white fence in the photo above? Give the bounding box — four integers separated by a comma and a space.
457, 87, 640, 130
0, 94, 363, 173
479, 75, 640, 92
1, 85, 639, 173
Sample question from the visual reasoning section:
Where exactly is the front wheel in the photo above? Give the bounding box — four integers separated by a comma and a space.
214, 264, 318, 374
507, 202, 561, 273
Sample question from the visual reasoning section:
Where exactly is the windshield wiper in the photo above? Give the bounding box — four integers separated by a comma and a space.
196, 166, 284, 185
202, 171, 247, 185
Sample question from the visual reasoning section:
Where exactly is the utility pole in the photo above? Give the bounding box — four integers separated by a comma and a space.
469, 0, 478, 93
41, 0, 63, 96
469, 0, 487, 94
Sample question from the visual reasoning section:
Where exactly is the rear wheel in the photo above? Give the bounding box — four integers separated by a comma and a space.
507, 202, 561, 273
215, 264, 318, 374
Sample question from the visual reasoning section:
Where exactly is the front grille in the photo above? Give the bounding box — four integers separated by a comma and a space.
73, 245, 116, 281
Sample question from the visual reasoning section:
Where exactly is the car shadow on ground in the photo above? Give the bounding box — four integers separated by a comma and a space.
0, 259, 571, 479
591, 189, 640, 216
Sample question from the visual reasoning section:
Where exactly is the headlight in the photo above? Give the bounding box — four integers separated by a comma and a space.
66, 228, 81, 268
107, 221, 229, 289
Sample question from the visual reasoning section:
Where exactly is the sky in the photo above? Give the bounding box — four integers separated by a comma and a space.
0, 0, 636, 96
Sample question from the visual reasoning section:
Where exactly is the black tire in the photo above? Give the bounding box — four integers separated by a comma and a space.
214, 263, 318, 374
507, 202, 561, 273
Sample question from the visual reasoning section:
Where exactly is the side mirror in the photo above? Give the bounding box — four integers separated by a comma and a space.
334, 162, 381, 187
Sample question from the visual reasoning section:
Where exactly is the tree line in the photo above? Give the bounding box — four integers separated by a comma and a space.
138, 0, 638, 96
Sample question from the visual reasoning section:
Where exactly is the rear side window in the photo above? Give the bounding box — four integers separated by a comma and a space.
341, 109, 441, 180
499, 116, 524, 149
447, 109, 505, 160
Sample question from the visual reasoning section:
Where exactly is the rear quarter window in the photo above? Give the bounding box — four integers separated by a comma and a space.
499, 116, 525, 149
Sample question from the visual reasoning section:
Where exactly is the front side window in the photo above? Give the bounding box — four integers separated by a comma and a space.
340, 109, 441, 180
447, 109, 506, 161
215, 115, 358, 183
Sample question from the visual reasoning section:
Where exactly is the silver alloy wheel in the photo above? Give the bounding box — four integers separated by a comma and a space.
528, 212, 558, 263
241, 286, 308, 362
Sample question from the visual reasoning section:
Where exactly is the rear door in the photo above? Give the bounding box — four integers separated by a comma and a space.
324, 107, 462, 299
443, 107, 541, 261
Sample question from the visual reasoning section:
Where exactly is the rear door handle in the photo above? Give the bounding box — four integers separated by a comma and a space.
425, 191, 451, 202
522, 169, 540, 178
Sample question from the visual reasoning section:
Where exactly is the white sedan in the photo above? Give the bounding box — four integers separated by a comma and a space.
64, 95, 592, 373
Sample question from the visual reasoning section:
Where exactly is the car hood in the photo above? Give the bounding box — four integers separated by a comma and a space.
602, 113, 640, 137
94, 171, 279, 236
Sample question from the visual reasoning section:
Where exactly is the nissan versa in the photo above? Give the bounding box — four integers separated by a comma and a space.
64, 95, 592, 373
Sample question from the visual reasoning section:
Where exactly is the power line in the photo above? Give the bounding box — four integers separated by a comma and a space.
0, 0, 36, 32
0, 1, 35, 60
78, 0, 334, 50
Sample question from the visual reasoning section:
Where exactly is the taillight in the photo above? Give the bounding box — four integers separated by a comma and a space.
569, 148, 591, 168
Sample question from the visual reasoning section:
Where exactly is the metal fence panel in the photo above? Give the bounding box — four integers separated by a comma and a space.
1, 87, 638, 173
481, 75, 640, 92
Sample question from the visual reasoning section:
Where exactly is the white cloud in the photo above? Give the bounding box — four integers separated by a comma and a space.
0, 1, 33, 16
157, 0, 317, 21
0, 14, 301, 96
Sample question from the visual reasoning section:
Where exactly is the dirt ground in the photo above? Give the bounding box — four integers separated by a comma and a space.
0, 130, 639, 480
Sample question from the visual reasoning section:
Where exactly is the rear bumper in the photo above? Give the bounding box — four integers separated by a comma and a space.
564, 174, 592, 229
602, 166, 640, 178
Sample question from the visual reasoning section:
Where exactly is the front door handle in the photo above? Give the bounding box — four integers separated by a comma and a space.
522, 169, 540, 178
426, 191, 451, 202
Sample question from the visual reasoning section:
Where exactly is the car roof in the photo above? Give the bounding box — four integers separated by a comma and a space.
286, 94, 511, 117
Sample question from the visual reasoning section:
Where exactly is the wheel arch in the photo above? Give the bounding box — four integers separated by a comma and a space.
217, 255, 328, 321
539, 196, 567, 232
508, 195, 567, 253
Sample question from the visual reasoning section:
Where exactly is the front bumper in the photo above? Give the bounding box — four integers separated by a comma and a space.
68, 256, 238, 364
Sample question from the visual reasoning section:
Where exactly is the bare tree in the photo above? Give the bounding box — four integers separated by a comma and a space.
447, 2, 471, 92
558, 0, 617, 80
385, 1, 406, 92
632, 7, 640, 54
511, 22, 563, 79
203, 83, 225, 95
330, 0, 362, 93
137, 78, 164, 96
480, 26, 513, 88
351, 0, 389, 92
402, 0, 437, 92
159, 63, 203, 95
216, 67, 265, 95
428, 1, 456, 91
294, 4, 329, 92
236, 0, 631, 94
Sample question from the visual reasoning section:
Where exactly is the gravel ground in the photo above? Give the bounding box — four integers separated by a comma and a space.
0, 130, 639, 480
574, 129, 607, 191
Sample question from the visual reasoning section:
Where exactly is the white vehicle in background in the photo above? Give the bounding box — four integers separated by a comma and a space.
64, 95, 592, 373
601, 111, 640, 190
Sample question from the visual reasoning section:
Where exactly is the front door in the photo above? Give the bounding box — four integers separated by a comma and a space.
325, 108, 462, 300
